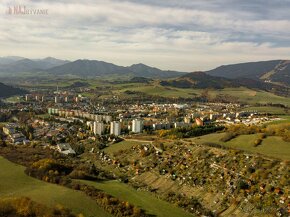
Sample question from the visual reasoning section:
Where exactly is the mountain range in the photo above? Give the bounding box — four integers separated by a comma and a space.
0, 57, 69, 74
0, 56, 289, 86
45, 61, 185, 78
0, 57, 185, 78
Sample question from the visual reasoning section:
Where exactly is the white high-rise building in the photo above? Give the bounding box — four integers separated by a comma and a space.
184, 117, 191, 124
105, 115, 112, 123
110, 121, 121, 136
132, 119, 143, 133
93, 121, 104, 136
55, 96, 58, 103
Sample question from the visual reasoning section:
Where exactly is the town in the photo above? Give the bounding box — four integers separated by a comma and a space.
0, 81, 289, 217
1, 1, 290, 215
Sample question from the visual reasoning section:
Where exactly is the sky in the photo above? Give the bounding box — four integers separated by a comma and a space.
0, 0, 290, 71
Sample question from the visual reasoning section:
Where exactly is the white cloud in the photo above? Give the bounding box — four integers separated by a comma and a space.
0, 0, 289, 71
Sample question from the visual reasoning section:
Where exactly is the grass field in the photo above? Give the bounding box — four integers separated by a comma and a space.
116, 83, 290, 106
3, 96, 23, 103
191, 133, 290, 160
104, 140, 144, 154
211, 87, 290, 106
0, 156, 112, 217
79, 180, 193, 217
116, 84, 201, 98
265, 115, 290, 125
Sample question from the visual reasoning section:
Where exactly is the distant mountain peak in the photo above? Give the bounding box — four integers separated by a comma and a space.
46, 59, 186, 78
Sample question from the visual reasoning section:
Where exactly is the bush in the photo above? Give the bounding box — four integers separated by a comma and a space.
220, 132, 237, 142
0, 197, 78, 217
254, 139, 262, 147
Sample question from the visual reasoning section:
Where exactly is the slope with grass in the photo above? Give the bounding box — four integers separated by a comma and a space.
79, 180, 193, 217
104, 140, 144, 154
116, 83, 290, 106
0, 156, 112, 217
191, 133, 290, 160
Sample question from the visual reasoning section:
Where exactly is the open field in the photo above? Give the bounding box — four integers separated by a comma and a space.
191, 133, 290, 160
116, 84, 290, 106
104, 140, 144, 154
265, 115, 290, 125
79, 180, 193, 217
210, 87, 290, 106
0, 156, 112, 217
3, 96, 23, 103
116, 84, 200, 98
5, 75, 290, 106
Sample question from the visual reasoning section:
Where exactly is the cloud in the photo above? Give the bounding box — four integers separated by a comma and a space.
0, 0, 289, 71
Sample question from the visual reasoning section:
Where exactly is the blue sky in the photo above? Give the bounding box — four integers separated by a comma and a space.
0, 0, 289, 71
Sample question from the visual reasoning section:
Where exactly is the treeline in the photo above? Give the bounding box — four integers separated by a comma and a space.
159, 125, 225, 139
0, 197, 80, 217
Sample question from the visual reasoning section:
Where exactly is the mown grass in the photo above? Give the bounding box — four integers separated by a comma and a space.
191, 133, 290, 160
117, 84, 200, 98
79, 180, 193, 217
0, 157, 112, 217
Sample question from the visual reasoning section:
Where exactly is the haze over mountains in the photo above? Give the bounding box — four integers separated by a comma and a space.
0, 57, 69, 73
0, 56, 289, 86
0, 57, 185, 78
45, 60, 186, 78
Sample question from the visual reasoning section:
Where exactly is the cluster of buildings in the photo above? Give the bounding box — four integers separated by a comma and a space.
2, 123, 28, 144
25, 94, 82, 104
48, 108, 112, 123
48, 107, 145, 137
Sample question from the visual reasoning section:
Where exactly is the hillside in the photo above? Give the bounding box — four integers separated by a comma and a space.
0, 82, 27, 98
160, 72, 290, 97
0, 157, 112, 217
161, 72, 236, 89
206, 60, 290, 86
46, 60, 186, 78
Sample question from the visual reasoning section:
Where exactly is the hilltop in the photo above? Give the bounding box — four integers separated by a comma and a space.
46, 60, 186, 78
160, 71, 290, 97
206, 60, 290, 86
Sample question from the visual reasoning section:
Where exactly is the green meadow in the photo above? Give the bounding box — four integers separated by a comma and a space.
191, 133, 290, 160
79, 180, 193, 217
0, 156, 112, 217
104, 140, 144, 154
